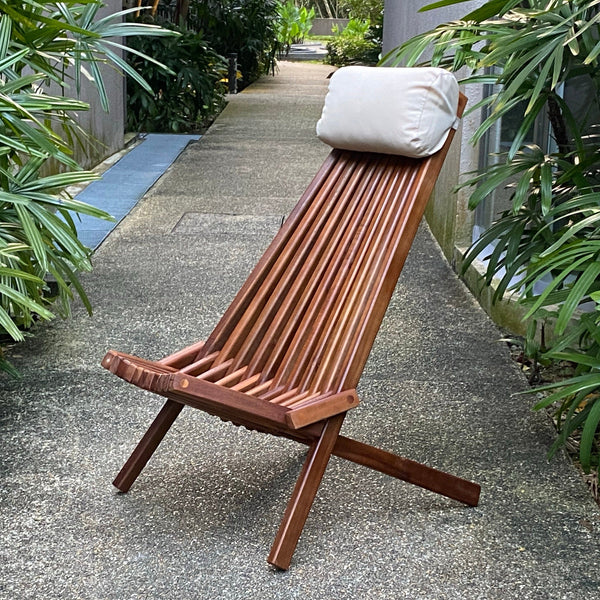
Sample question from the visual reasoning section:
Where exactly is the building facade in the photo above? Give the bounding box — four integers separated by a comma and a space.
383, 0, 529, 332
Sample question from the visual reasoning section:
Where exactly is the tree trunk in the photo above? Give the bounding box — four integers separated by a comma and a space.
547, 94, 571, 156
320, 0, 334, 19
174, 0, 190, 27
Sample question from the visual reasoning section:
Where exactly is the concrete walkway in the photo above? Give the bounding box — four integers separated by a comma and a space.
1, 61, 599, 599
286, 41, 328, 61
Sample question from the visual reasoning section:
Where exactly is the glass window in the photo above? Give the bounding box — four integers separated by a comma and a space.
473, 75, 599, 240
473, 83, 548, 240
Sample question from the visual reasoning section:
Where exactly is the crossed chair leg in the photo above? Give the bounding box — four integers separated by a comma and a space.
112, 399, 481, 570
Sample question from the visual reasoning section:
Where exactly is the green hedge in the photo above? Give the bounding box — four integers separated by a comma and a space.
325, 37, 380, 66
126, 26, 227, 133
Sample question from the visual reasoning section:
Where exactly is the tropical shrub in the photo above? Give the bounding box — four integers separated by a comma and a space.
325, 36, 379, 65
189, 0, 281, 87
343, 0, 383, 21
331, 16, 370, 37
325, 18, 380, 66
0, 1, 174, 376
384, 0, 600, 471
303, 0, 382, 20
126, 25, 227, 133
276, 1, 315, 56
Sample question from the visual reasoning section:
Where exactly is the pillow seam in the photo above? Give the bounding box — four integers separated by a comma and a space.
415, 70, 442, 155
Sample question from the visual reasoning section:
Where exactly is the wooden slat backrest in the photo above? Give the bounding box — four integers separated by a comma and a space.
180, 94, 466, 400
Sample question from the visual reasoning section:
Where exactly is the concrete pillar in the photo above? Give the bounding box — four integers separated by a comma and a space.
72, 0, 125, 169
382, 0, 485, 257
383, 1, 483, 55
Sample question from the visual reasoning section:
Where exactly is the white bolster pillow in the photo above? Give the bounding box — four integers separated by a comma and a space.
316, 66, 460, 158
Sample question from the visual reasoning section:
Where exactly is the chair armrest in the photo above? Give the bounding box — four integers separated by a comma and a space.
285, 390, 359, 429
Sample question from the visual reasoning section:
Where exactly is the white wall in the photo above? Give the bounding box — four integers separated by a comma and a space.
383, 0, 483, 55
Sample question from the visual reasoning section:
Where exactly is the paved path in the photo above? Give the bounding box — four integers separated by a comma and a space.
286, 41, 328, 61
1, 61, 599, 599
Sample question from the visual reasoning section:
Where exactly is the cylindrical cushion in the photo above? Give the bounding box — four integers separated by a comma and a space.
316, 66, 459, 158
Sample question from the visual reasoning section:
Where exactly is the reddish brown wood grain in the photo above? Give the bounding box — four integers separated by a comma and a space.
104, 94, 479, 569
285, 390, 359, 429
267, 414, 345, 570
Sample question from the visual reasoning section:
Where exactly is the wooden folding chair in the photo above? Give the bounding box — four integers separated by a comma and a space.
103, 67, 480, 570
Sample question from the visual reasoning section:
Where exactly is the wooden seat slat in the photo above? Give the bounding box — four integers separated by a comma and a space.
282, 390, 324, 409
158, 340, 206, 368
229, 372, 262, 392
195, 359, 234, 382
178, 351, 220, 375
278, 389, 312, 407
244, 379, 276, 397
258, 385, 299, 404
215, 366, 249, 387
